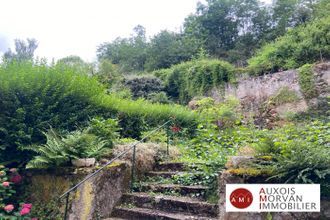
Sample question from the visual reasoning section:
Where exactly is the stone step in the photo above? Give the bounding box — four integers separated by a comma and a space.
104, 218, 126, 220
111, 207, 217, 220
146, 171, 184, 178
154, 162, 204, 172
121, 192, 218, 217
154, 162, 187, 172
146, 171, 203, 178
140, 183, 209, 198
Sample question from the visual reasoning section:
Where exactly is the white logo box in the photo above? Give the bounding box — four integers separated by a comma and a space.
226, 184, 320, 212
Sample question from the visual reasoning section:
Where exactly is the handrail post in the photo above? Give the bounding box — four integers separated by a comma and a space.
130, 144, 137, 192
166, 125, 170, 156
63, 192, 70, 220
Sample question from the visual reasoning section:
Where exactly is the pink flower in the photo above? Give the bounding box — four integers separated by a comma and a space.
31, 218, 38, 220
10, 174, 22, 184
22, 203, 32, 209
20, 207, 31, 215
2, 181, 10, 187
9, 168, 17, 173
4, 204, 14, 212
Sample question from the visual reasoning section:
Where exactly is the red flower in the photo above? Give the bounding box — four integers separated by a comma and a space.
20, 207, 31, 216
10, 174, 22, 184
171, 126, 181, 133
2, 181, 10, 187
4, 204, 14, 212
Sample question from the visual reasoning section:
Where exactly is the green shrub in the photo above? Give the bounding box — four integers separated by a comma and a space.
253, 121, 330, 198
86, 117, 119, 147
151, 59, 235, 103
97, 96, 198, 136
298, 64, 318, 99
0, 62, 198, 163
0, 62, 103, 162
24, 118, 119, 169
270, 87, 300, 105
147, 92, 171, 104
248, 16, 330, 75
195, 96, 242, 128
124, 75, 164, 99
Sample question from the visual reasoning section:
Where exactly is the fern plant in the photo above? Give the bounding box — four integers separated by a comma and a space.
22, 129, 71, 168
23, 128, 109, 168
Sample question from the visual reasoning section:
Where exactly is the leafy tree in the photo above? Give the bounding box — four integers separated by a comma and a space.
97, 25, 148, 72
56, 55, 93, 75
3, 38, 38, 62
144, 30, 195, 71
182, 0, 274, 64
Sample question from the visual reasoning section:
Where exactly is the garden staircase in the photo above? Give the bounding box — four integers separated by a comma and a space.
106, 161, 218, 220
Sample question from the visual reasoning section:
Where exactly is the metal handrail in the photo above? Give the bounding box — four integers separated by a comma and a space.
59, 119, 173, 219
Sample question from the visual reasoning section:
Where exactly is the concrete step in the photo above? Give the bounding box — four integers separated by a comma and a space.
121, 192, 218, 217
140, 183, 209, 198
111, 207, 217, 220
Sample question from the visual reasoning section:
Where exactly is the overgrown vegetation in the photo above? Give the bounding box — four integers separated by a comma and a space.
248, 15, 330, 75
0, 62, 197, 164
153, 59, 235, 103
269, 87, 300, 105
298, 64, 318, 99
252, 121, 330, 198
23, 118, 119, 168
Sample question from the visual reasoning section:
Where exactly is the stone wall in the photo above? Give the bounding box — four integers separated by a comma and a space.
23, 161, 130, 220
218, 171, 330, 220
210, 62, 330, 114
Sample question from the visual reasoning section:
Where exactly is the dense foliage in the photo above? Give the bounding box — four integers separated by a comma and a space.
97, 0, 323, 72
0, 62, 102, 162
124, 75, 164, 99
248, 15, 330, 75
298, 64, 318, 99
253, 121, 330, 198
24, 118, 119, 168
0, 62, 197, 163
153, 59, 235, 103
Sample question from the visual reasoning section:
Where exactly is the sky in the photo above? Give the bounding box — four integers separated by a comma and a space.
0, 0, 271, 62
0, 0, 201, 62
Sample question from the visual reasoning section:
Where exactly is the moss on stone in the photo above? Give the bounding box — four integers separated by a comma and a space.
227, 167, 273, 177
80, 181, 94, 220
